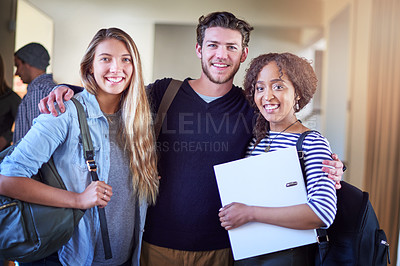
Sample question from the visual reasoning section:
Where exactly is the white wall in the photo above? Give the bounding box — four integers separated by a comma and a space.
345, 0, 372, 188
14, 0, 53, 94
153, 24, 310, 88
243, 27, 309, 87
322, 0, 372, 188
322, 5, 350, 162
51, 20, 155, 85
25, 0, 324, 86
16, 0, 53, 72
153, 24, 198, 82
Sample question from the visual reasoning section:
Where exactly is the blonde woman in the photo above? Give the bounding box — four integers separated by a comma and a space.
0, 28, 158, 265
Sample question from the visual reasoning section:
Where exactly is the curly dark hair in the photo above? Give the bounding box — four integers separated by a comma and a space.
243, 53, 318, 146
196, 11, 253, 49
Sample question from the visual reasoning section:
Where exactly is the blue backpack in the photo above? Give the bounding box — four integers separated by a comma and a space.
296, 131, 390, 266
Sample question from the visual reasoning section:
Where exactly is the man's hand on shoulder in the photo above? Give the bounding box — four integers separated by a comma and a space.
322, 153, 344, 189
39, 85, 74, 116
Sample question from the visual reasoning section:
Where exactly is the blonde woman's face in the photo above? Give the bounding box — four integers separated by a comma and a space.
92, 38, 133, 97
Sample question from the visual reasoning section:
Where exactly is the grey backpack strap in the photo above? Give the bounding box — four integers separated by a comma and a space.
71, 98, 112, 260
154, 79, 183, 138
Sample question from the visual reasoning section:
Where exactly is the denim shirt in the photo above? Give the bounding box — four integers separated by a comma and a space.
0, 90, 147, 265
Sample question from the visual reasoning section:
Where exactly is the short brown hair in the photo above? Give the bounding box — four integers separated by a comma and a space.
196, 11, 253, 49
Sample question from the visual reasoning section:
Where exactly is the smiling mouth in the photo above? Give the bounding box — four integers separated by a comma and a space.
212, 63, 229, 68
106, 77, 124, 83
264, 104, 279, 111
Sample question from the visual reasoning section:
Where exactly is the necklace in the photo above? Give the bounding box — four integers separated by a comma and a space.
264, 119, 301, 152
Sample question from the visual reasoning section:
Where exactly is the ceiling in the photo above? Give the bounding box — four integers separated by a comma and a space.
26, 0, 324, 28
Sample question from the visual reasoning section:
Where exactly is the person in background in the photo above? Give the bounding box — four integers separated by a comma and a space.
0, 54, 21, 151
219, 53, 337, 265
38, 12, 344, 266
13, 42, 57, 142
0, 28, 159, 265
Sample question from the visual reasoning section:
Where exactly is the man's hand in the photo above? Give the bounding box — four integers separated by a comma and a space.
39, 85, 74, 116
322, 153, 344, 189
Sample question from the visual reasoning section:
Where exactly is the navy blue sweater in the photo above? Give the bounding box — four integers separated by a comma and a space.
144, 78, 255, 251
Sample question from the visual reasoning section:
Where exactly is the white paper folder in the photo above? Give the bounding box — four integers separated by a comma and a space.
214, 146, 317, 260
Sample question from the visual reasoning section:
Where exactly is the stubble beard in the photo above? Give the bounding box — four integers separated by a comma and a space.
201, 58, 241, 85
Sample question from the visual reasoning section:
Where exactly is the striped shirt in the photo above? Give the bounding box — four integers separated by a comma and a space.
13, 73, 56, 142
246, 131, 337, 228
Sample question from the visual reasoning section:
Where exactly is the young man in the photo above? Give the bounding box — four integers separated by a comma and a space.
141, 12, 254, 266
13, 43, 57, 142
39, 12, 343, 266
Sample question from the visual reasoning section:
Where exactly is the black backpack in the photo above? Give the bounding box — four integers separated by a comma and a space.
0, 98, 111, 262
296, 131, 390, 266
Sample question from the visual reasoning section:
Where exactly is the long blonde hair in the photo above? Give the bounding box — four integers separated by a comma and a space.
80, 28, 159, 204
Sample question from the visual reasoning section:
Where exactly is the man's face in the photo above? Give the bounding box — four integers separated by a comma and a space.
14, 56, 32, 84
196, 27, 248, 85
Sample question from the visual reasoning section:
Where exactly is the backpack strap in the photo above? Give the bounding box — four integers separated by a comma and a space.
71, 98, 112, 260
154, 79, 183, 138
296, 131, 315, 179
296, 130, 328, 264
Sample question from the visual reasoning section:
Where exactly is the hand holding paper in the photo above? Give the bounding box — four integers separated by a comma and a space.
219, 202, 253, 230
214, 146, 317, 260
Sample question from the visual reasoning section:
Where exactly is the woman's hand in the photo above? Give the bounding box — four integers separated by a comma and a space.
76, 181, 113, 209
219, 202, 252, 230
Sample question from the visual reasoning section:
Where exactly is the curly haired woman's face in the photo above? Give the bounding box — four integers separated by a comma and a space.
254, 62, 298, 131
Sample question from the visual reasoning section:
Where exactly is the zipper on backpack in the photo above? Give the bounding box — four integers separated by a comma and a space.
381, 240, 391, 264
0, 202, 17, 211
